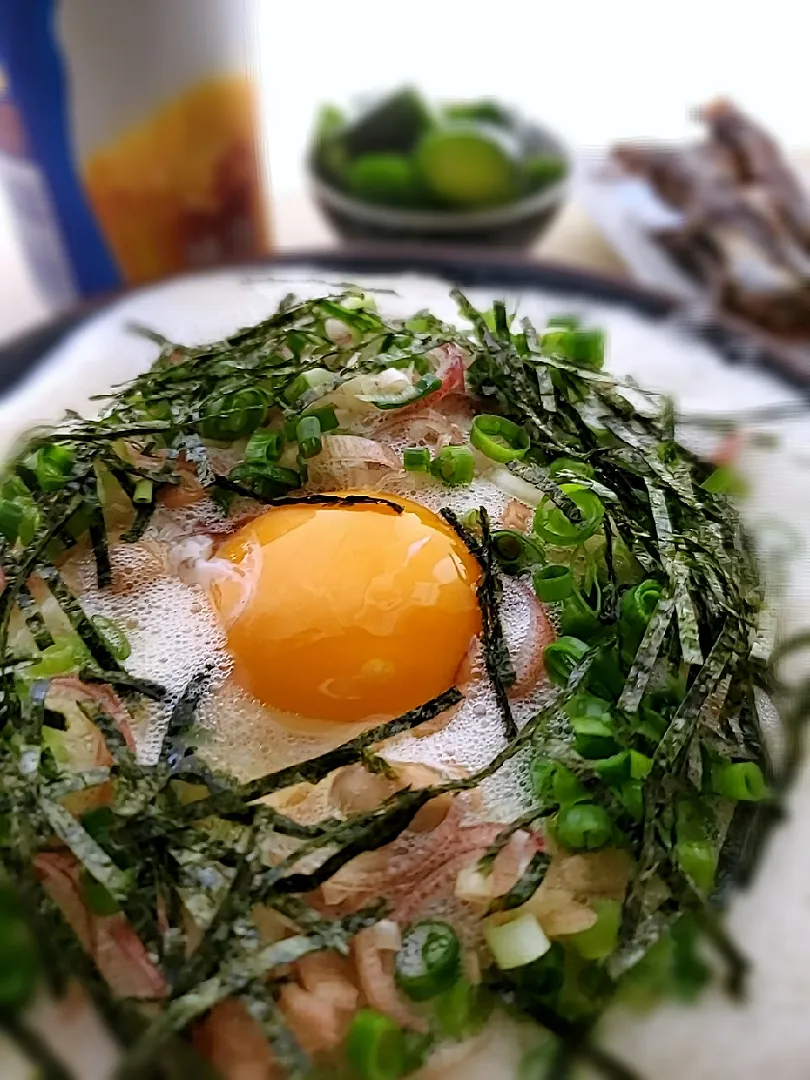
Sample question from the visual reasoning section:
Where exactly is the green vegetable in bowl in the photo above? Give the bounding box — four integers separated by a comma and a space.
524, 153, 568, 193
311, 87, 568, 211
441, 98, 514, 126
342, 87, 433, 158
416, 125, 519, 208
346, 154, 421, 207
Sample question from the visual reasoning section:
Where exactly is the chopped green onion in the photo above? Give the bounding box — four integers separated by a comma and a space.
365, 372, 442, 410
555, 803, 613, 851
492, 530, 543, 573
0, 498, 38, 546
285, 405, 340, 441
620, 580, 664, 653
33, 444, 75, 491
543, 636, 589, 686
619, 779, 644, 821
560, 589, 602, 640
470, 414, 530, 463
532, 484, 604, 547
547, 456, 594, 480
283, 367, 334, 405
567, 693, 618, 759
402, 447, 431, 472
568, 898, 621, 960
630, 750, 653, 779
200, 387, 269, 441
132, 478, 153, 504
342, 292, 378, 313
710, 761, 767, 802
701, 465, 748, 497
395, 920, 461, 1001
532, 564, 574, 602
295, 415, 323, 459
303, 404, 340, 432
429, 445, 475, 486
245, 429, 286, 465
593, 750, 630, 785
346, 1010, 407, 1080
546, 314, 580, 330
91, 616, 131, 661
434, 978, 491, 1039
460, 507, 482, 534
531, 760, 587, 807
228, 462, 300, 498
586, 647, 626, 701
676, 838, 716, 894
484, 912, 551, 970
24, 638, 87, 679
540, 328, 605, 369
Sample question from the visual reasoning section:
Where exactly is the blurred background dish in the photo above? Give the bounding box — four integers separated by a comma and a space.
578, 100, 810, 378
308, 88, 569, 247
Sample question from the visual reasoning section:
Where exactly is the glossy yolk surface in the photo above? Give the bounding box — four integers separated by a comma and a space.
210, 493, 481, 724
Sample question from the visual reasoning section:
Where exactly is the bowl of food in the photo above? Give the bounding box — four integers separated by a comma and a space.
0, 258, 807, 1080
308, 89, 570, 248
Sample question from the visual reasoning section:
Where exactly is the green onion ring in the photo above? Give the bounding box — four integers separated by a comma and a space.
470, 414, 530, 463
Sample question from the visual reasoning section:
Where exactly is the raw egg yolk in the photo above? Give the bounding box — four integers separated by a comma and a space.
210, 494, 481, 724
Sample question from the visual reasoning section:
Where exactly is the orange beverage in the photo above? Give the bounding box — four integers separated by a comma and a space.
0, 0, 271, 306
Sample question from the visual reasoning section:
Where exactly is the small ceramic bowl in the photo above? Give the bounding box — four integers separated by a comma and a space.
308, 122, 571, 250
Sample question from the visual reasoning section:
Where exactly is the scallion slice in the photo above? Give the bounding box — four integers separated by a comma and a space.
555, 803, 613, 851
91, 616, 131, 662
132, 478, 153, 504
484, 912, 550, 970
429, 445, 475, 486
283, 367, 334, 405
568, 898, 621, 960
492, 529, 543, 573
470, 414, 530, 463
227, 462, 300, 498
295, 415, 323, 459
547, 456, 594, 480
200, 387, 269, 441
710, 761, 767, 802
540, 327, 605, 369
543, 636, 589, 686
434, 978, 491, 1039
402, 447, 430, 472
245, 429, 286, 465
395, 920, 461, 1001
346, 1010, 407, 1080
676, 837, 717, 893
532, 484, 604, 547
33, 444, 75, 492
532, 564, 574, 602
363, 372, 442, 410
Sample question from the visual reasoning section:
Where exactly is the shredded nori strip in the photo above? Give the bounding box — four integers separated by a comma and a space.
16, 583, 54, 650
171, 686, 461, 824
617, 594, 676, 713
487, 851, 551, 913
441, 506, 517, 737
